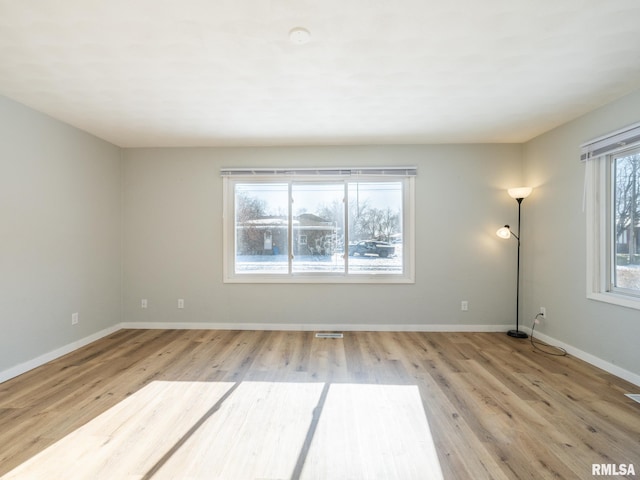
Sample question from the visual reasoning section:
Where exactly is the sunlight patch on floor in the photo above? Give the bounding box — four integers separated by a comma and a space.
301, 384, 443, 480
3, 381, 443, 480
152, 381, 324, 479
2, 381, 236, 479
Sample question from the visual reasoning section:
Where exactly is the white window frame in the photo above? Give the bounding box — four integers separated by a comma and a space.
222, 168, 415, 284
585, 141, 640, 310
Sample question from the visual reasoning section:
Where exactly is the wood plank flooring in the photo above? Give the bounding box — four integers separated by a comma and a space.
0, 330, 638, 479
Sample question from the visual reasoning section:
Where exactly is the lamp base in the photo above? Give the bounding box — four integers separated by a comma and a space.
507, 329, 528, 339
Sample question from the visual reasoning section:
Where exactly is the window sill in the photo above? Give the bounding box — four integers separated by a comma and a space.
587, 291, 640, 311
223, 274, 415, 284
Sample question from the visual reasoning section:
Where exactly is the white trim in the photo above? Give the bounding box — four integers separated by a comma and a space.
222, 275, 415, 284
120, 322, 509, 332
0, 324, 122, 384
585, 151, 640, 311
587, 291, 640, 310
524, 327, 640, 387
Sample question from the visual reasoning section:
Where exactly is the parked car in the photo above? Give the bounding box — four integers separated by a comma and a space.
348, 240, 395, 258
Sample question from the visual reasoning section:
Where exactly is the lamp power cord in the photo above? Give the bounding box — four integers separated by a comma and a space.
530, 313, 567, 356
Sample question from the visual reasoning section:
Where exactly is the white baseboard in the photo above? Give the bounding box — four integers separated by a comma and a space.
120, 322, 509, 333
0, 324, 122, 384
524, 327, 640, 387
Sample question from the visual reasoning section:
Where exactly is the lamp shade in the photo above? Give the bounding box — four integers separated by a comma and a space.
507, 187, 532, 199
496, 226, 511, 239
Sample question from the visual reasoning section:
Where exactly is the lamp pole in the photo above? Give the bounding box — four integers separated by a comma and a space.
507, 197, 528, 338
498, 187, 532, 338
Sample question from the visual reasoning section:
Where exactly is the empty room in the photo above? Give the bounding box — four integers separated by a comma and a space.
1, 1, 639, 479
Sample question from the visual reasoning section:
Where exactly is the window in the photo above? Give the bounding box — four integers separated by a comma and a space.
584, 124, 640, 309
222, 168, 415, 283
612, 150, 640, 293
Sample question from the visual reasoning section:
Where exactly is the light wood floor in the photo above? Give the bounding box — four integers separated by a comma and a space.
0, 330, 638, 479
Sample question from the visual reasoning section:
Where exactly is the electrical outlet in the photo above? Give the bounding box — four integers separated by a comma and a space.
141, 299, 148, 309
461, 301, 468, 311
178, 298, 184, 309
71, 312, 79, 325
540, 307, 546, 319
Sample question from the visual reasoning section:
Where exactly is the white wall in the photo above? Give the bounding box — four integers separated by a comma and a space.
523, 89, 640, 379
122, 145, 523, 329
0, 96, 122, 375
3, 87, 638, 384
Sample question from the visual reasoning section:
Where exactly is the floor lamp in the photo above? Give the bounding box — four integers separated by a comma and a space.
497, 187, 532, 339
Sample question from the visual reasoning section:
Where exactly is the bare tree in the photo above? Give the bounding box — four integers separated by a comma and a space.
350, 206, 400, 241
358, 207, 383, 240
236, 193, 266, 222
378, 207, 400, 242
235, 193, 267, 254
349, 198, 371, 240
615, 154, 640, 259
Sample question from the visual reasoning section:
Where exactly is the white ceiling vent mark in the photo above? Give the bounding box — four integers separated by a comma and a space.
289, 27, 311, 45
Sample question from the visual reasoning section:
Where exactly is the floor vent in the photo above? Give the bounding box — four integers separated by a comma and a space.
315, 332, 344, 339
625, 394, 640, 404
